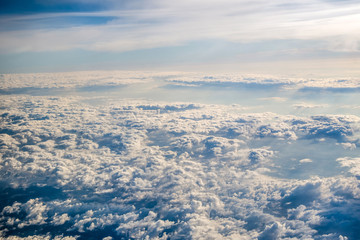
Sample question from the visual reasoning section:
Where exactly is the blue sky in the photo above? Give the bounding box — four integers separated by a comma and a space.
0, 0, 359, 74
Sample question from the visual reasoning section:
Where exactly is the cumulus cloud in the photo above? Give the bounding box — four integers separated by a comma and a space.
1, 87, 360, 238
337, 157, 360, 176
299, 158, 312, 163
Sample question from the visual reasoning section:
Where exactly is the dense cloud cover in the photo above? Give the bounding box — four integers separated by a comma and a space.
1, 91, 360, 239
1, 71, 360, 91
165, 73, 360, 91
0, 71, 157, 90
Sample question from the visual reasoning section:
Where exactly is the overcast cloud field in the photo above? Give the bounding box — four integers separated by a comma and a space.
0, 71, 360, 239
1, 0, 360, 239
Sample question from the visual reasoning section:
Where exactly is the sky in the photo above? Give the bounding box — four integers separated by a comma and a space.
0, 0, 360, 74
1, 2, 360, 239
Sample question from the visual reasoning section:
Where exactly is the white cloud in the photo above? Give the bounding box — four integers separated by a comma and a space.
0, 71, 154, 89
1, 91, 360, 239
165, 72, 360, 90
299, 158, 313, 163
293, 103, 328, 110
259, 97, 288, 102
337, 157, 360, 176
337, 142, 357, 150
0, 0, 359, 53
2, 71, 360, 93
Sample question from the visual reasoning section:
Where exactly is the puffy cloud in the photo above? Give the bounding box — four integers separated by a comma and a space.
299, 158, 313, 163
1, 94, 360, 239
338, 142, 357, 150
337, 157, 360, 176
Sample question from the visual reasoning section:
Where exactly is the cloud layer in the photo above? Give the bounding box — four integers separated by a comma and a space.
1, 92, 360, 239
1, 71, 360, 91
164, 72, 360, 90
0, 0, 359, 54
0, 71, 155, 90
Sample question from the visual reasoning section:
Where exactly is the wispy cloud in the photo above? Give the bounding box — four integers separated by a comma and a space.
0, 0, 359, 54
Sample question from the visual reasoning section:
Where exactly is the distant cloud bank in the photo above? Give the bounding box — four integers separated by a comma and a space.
1, 71, 360, 91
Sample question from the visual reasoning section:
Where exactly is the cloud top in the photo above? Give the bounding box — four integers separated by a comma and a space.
1, 71, 360, 91
1, 94, 360, 239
